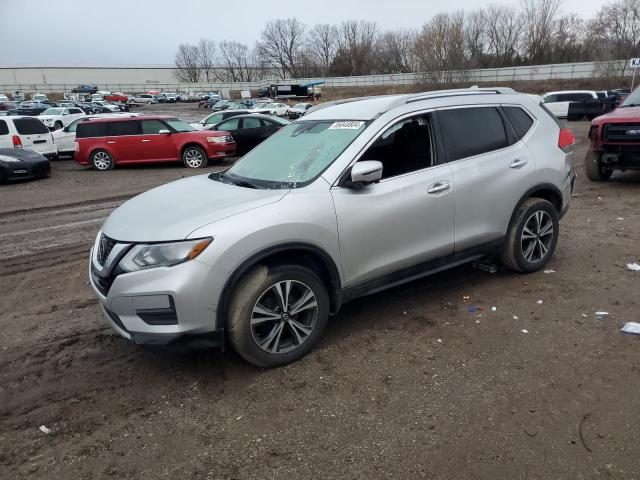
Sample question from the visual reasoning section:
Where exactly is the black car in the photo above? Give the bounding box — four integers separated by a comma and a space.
7, 106, 50, 116
0, 148, 50, 183
207, 114, 289, 155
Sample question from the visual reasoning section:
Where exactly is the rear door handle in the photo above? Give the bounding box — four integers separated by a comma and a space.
141, 139, 151, 142
107, 141, 116, 144
510, 159, 528, 168
427, 181, 451, 194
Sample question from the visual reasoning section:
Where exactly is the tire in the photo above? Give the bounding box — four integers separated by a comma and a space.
90, 150, 114, 171
501, 198, 559, 273
585, 151, 612, 181
54, 121, 63, 130
227, 265, 330, 368
182, 145, 207, 168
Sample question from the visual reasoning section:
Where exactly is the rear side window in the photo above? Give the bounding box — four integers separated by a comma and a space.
107, 120, 140, 136
0, 120, 8, 135
439, 107, 508, 161
503, 106, 534, 140
242, 117, 261, 129
77, 122, 108, 138
141, 119, 167, 134
14, 117, 49, 135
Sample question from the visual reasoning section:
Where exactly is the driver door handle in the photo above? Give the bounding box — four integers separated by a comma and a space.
428, 181, 451, 194
510, 159, 528, 169
141, 139, 151, 142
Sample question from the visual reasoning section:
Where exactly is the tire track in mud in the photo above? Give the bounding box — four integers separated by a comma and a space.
0, 199, 125, 276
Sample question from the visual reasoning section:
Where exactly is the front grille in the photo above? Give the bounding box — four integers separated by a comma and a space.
603, 123, 640, 142
97, 233, 117, 265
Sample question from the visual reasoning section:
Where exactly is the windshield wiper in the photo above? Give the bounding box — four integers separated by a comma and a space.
217, 172, 260, 189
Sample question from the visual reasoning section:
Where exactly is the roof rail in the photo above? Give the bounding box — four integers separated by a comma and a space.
304, 95, 392, 115
386, 87, 517, 111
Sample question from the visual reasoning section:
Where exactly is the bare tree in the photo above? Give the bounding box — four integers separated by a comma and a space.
307, 24, 339, 75
414, 12, 467, 82
257, 18, 306, 78
464, 10, 487, 68
521, 0, 561, 64
174, 43, 201, 83
375, 29, 417, 73
551, 14, 588, 63
331, 20, 379, 76
217, 40, 255, 82
197, 38, 217, 82
484, 4, 524, 68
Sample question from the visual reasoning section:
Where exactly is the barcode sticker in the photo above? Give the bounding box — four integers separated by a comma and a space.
329, 121, 365, 130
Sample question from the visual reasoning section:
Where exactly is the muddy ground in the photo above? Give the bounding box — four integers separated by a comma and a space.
0, 106, 639, 479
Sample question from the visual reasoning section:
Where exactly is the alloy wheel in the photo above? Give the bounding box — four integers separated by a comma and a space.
184, 149, 204, 168
521, 210, 554, 264
93, 151, 111, 170
250, 280, 318, 354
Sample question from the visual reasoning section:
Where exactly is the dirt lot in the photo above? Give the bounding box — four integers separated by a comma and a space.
1, 106, 639, 479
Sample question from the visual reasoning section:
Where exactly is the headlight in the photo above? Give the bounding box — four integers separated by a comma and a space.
0, 154, 20, 163
119, 238, 212, 272
207, 136, 228, 143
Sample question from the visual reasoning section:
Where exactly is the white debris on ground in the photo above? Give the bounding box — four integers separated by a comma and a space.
621, 322, 640, 335
38, 425, 52, 435
626, 262, 640, 272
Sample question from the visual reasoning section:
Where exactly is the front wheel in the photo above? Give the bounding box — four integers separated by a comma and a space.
585, 151, 612, 181
182, 146, 207, 168
227, 265, 330, 367
501, 198, 559, 273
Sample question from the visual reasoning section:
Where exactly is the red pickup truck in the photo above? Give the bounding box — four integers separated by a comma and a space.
586, 87, 640, 181
104, 92, 129, 103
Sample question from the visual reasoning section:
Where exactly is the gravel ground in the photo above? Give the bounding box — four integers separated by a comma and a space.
0, 112, 639, 480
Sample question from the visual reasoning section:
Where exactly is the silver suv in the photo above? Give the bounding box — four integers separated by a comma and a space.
90, 88, 576, 367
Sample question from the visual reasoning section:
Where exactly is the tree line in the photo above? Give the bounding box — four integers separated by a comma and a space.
174, 0, 640, 83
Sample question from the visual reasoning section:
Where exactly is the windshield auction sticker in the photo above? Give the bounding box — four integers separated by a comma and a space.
329, 121, 365, 129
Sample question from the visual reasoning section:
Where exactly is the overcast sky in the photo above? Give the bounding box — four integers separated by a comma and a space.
0, 0, 606, 65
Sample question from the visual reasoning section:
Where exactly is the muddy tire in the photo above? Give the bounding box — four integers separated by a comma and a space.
227, 265, 329, 368
585, 151, 612, 181
502, 198, 559, 274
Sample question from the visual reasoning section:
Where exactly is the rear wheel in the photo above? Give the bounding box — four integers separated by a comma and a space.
182, 146, 207, 168
585, 151, 612, 181
227, 265, 330, 368
91, 150, 114, 171
502, 198, 559, 273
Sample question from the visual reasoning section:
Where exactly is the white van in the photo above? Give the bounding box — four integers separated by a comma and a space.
541, 90, 599, 118
0, 116, 57, 159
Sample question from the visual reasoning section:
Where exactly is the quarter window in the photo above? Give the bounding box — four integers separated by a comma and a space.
242, 117, 261, 129
0, 120, 8, 135
503, 106, 534, 140
360, 114, 433, 179
14, 118, 49, 135
439, 107, 508, 161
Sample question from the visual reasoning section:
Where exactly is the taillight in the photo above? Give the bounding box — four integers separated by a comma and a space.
74, 142, 80, 152
558, 128, 575, 151
12, 135, 22, 148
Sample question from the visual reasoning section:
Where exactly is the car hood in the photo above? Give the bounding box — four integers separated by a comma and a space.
0, 147, 47, 165
101, 174, 289, 242
593, 106, 640, 125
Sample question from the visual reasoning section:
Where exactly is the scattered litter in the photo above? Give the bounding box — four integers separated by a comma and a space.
236, 416, 243, 421
402, 311, 407, 315
598, 196, 602, 200
467, 306, 483, 313
462, 295, 470, 301
437, 338, 442, 343
626, 263, 640, 272
596, 311, 609, 321
544, 269, 556, 274
513, 315, 519, 320
621, 322, 640, 335
491, 306, 497, 312
536, 300, 543, 304
521, 329, 529, 334
617, 217, 625, 221
475, 320, 480, 324
38, 425, 52, 435
581, 314, 587, 318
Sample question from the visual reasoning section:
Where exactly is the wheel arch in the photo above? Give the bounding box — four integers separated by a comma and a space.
181, 142, 207, 158
216, 243, 343, 329
506, 184, 563, 234
89, 146, 115, 162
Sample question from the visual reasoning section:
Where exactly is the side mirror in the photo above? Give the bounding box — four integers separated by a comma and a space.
158, 129, 171, 134
63, 126, 69, 132
347, 161, 383, 188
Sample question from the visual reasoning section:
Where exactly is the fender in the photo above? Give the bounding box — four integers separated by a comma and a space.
507, 183, 564, 237
216, 242, 342, 329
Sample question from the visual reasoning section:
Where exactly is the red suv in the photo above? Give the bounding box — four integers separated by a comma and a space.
586, 88, 640, 181
74, 116, 235, 170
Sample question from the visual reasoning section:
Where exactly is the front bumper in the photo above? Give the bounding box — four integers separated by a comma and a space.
89, 244, 224, 346
205, 142, 236, 159
2, 160, 50, 181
